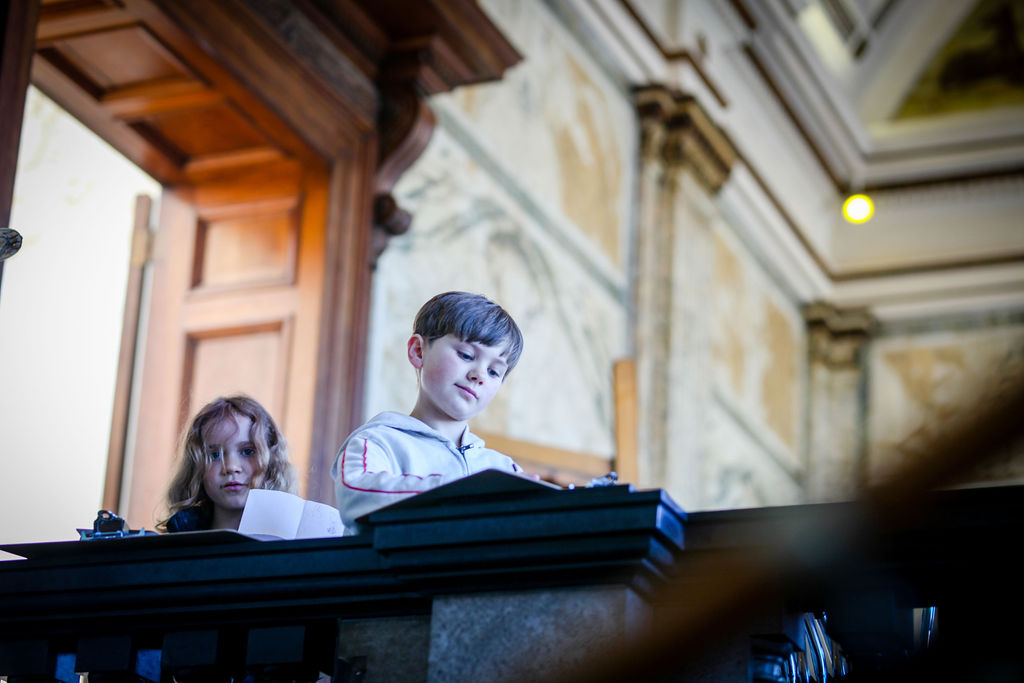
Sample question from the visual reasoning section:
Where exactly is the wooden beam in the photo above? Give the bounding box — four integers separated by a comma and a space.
138, 0, 375, 158
183, 147, 285, 179
34, 4, 133, 45
32, 55, 187, 184
99, 76, 224, 119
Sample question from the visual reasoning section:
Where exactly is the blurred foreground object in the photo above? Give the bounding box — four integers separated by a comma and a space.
554, 379, 1024, 683
0, 227, 21, 261
0, 384, 1020, 681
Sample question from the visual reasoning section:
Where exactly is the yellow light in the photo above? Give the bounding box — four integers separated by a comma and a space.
843, 194, 874, 223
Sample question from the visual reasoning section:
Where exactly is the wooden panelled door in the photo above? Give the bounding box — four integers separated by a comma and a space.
125, 162, 326, 528
25, 0, 339, 529
21, 0, 524, 530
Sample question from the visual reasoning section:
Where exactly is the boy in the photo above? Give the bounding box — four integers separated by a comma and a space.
332, 291, 528, 534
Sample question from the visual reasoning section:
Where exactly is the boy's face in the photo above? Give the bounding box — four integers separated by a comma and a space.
409, 333, 509, 424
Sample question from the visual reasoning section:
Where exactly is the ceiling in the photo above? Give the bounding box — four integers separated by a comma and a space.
549, 0, 1024, 318
22, 0, 1024, 319
736, 0, 1024, 190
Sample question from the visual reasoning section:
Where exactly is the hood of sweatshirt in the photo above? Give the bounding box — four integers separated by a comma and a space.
360, 411, 485, 452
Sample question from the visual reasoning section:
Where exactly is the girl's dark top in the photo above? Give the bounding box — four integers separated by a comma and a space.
165, 504, 213, 532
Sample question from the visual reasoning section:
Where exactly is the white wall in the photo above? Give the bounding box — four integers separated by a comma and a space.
0, 87, 159, 557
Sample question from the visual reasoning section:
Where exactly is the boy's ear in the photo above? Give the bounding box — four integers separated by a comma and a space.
407, 334, 425, 369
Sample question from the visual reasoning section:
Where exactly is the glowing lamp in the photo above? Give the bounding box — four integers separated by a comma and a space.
842, 194, 874, 224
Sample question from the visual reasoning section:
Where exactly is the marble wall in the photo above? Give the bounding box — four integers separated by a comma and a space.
867, 317, 1024, 486
443, 0, 634, 270
630, 140, 806, 511
367, 0, 1021, 513
706, 215, 806, 509
368, 0, 810, 511
368, 0, 636, 460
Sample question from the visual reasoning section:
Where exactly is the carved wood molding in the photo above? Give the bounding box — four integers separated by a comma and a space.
635, 85, 737, 193
369, 41, 442, 267
370, 193, 412, 268
362, 6, 521, 265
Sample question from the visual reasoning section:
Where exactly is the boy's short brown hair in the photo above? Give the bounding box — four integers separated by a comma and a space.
414, 291, 524, 372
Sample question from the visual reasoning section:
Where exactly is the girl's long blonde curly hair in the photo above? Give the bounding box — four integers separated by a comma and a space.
157, 395, 296, 531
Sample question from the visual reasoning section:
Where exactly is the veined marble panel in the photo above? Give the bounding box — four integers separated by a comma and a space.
868, 322, 1024, 486
704, 401, 804, 510
369, 128, 625, 458
710, 222, 806, 467
438, 0, 636, 272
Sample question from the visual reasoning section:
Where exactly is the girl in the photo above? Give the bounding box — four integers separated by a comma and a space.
158, 395, 296, 532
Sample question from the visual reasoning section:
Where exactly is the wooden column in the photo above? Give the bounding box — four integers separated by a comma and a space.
0, 0, 40, 293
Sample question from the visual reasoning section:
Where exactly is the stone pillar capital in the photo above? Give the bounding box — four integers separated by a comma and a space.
804, 301, 876, 368
634, 85, 737, 193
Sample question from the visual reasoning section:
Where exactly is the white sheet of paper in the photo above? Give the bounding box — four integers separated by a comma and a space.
238, 489, 344, 539
295, 499, 345, 538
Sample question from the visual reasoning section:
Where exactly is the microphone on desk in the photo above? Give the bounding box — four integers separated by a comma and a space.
567, 472, 619, 490
78, 510, 155, 540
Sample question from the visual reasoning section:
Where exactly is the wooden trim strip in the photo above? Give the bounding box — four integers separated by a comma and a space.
100, 76, 224, 119
679, 52, 730, 109
183, 147, 285, 177
613, 359, 639, 485
35, 8, 135, 46
103, 194, 153, 512
475, 432, 611, 483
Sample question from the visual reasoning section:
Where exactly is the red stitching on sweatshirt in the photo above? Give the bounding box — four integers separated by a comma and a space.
341, 439, 441, 494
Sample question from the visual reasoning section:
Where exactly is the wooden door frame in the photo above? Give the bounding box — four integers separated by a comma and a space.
2, 0, 521, 509
306, 143, 378, 503
0, 0, 39, 291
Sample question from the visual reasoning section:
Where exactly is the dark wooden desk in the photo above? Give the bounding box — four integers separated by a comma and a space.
1, 476, 1021, 682
0, 474, 684, 682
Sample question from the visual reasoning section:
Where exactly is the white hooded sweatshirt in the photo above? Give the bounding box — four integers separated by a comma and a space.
331, 412, 522, 534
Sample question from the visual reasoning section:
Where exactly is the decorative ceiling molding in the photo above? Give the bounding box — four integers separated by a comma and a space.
734, 0, 1024, 189
551, 0, 1024, 320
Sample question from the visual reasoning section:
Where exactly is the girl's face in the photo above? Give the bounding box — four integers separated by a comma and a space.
202, 412, 260, 529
